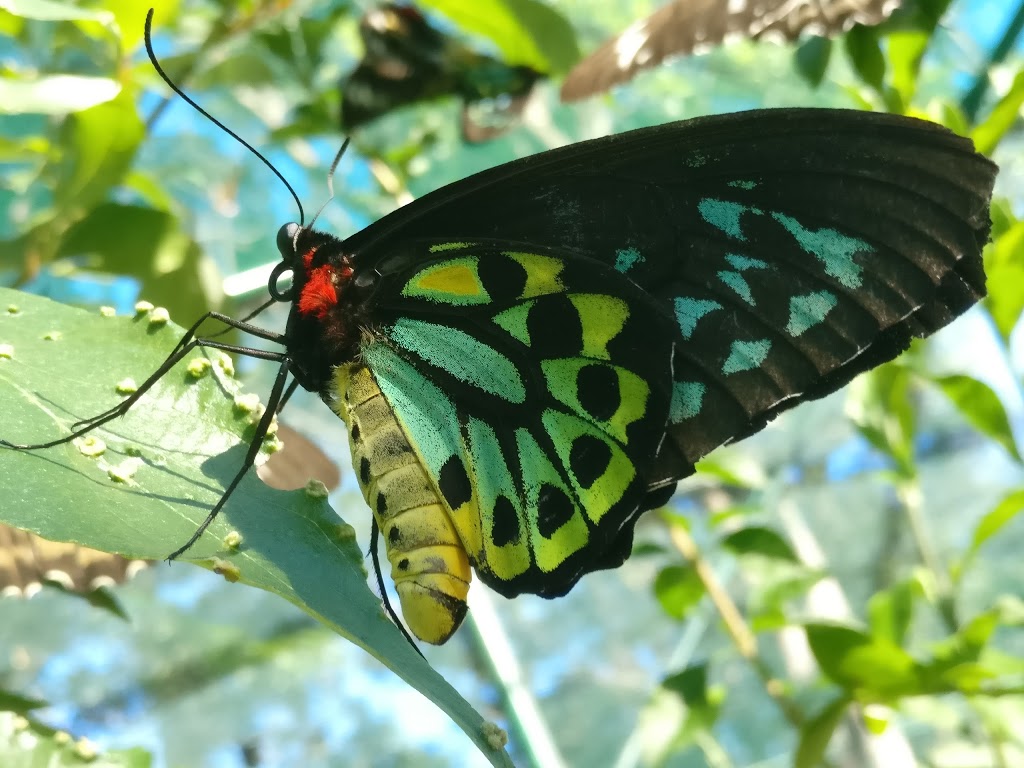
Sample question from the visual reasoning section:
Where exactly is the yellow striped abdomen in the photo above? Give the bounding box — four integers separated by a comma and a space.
331, 362, 471, 644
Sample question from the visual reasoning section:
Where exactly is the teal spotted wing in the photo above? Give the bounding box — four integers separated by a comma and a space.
345, 109, 994, 492
359, 243, 676, 597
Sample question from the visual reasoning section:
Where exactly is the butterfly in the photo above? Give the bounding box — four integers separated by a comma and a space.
1, 16, 996, 645
560, 0, 902, 101
341, 3, 543, 142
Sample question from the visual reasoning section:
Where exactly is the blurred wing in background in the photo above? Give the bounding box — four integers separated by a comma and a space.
340, 3, 543, 142
561, 0, 901, 101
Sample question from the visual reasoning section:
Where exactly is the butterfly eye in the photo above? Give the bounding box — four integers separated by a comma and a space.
268, 260, 294, 302
276, 223, 301, 260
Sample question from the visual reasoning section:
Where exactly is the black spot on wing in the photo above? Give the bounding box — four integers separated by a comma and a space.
576, 364, 620, 421
537, 484, 575, 538
478, 253, 528, 300
359, 456, 371, 485
528, 296, 583, 358
350, 421, 360, 441
491, 494, 520, 548
568, 434, 612, 489
376, 494, 388, 516
439, 456, 472, 509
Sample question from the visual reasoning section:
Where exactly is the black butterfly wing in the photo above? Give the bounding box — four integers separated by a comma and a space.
345, 107, 994, 493
560, 0, 902, 101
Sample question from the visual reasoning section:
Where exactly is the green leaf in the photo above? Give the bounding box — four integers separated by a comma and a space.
844, 25, 886, 93
867, 579, 916, 647
794, 36, 832, 87
794, 694, 850, 768
419, 0, 579, 73
654, 564, 704, 620
0, 288, 512, 768
0, 711, 152, 766
58, 203, 217, 323
886, 28, 929, 107
805, 623, 920, 700
983, 219, 1024, 342
661, 663, 722, 736
928, 374, 1022, 463
53, 92, 144, 217
845, 363, 915, 475
0, 0, 113, 23
971, 66, 1024, 155
720, 526, 798, 562
0, 74, 121, 114
960, 489, 1024, 576
0, 689, 46, 714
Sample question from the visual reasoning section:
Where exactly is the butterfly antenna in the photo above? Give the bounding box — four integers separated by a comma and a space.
144, 9, 305, 225
307, 137, 351, 232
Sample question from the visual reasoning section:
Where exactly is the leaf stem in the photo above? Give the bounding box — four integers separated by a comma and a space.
667, 525, 806, 729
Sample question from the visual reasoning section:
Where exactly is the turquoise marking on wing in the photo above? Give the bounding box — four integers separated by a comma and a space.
698, 199, 748, 241
718, 254, 769, 303
614, 247, 643, 273
388, 318, 527, 404
728, 180, 757, 190
722, 339, 772, 374
686, 151, 706, 168
670, 381, 706, 422
786, 291, 839, 336
466, 417, 517, 508
716, 272, 757, 305
771, 213, 868, 289
362, 342, 460, 477
698, 200, 764, 241
673, 298, 722, 339
724, 254, 768, 271
717, 271, 755, 305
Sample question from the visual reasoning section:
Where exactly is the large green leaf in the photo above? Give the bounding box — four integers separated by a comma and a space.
420, 0, 579, 73
0, 288, 512, 768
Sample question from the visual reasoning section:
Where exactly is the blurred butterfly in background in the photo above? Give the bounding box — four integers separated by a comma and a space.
561, 0, 903, 101
340, 3, 544, 142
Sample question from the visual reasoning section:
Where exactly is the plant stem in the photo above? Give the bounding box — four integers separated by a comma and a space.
667, 525, 806, 729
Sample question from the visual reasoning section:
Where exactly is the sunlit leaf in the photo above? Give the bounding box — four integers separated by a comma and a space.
867, 579, 916, 647
52, 92, 144, 216
420, 0, 579, 73
971, 66, 1024, 155
928, 374, 1022, 463
0, 75, 120, 115
805, 623, 920, 699
0, 0, 113, 23
983, 219, 1024, 342
654, 564, 704, 620
721, 526, 798, 563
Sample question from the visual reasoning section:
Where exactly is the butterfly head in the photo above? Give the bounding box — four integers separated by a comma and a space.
271, 223, 356, 318
273, 222, 366, 392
